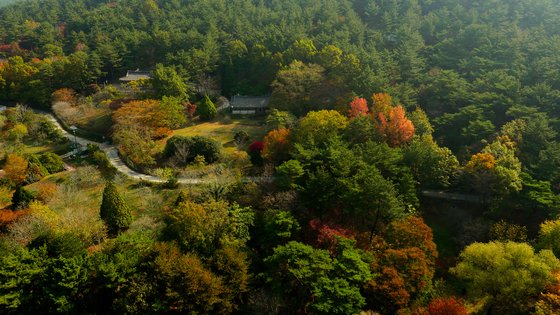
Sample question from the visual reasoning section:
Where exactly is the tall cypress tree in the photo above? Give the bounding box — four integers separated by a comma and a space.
100, 181, 132, 235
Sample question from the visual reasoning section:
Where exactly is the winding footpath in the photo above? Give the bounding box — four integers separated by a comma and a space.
43, 113, 234, 184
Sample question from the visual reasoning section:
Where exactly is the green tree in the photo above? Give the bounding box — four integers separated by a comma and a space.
264, 239, 373, 315
451, 241, 560, 314
11, 185, 35, 210
150, 63, 189, 99
197, 95, 217, 120
99, 181, 132, 235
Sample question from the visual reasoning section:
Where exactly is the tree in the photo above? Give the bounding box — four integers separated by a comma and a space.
348, 96, 369, 118
264, 239, 373, 315
197, 95, 217, 120
425, 297, 468, 315
4, 154, 28, 184
451, 241, 560, 313
164, 135, 221, 166
376, 105, 415, 147
262, 128, 291, 165
248, 141, 264, 166
266, 109, 296, 129
294, 110, 348, 146
365, 217, 438, 313
150, 63, 189, 99
270, 61, 328, 115
99, 181, 132, 235
11, 185, 35, 210
538, 219, 560, 258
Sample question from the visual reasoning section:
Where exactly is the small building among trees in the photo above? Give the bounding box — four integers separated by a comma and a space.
230, 95, 270, 115
119, 69, 151, 82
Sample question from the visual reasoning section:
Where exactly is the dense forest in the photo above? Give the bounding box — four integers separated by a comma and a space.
2, 0, 560, 314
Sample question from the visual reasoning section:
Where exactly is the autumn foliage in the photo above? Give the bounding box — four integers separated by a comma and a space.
348, 96, 369, 118
262, 128, 291, 164
365, 217, 437, 313
376, 105, 415, 147
52, 88, 77, 105
4, 154, 28, 184
465, 152, 496, 171
425, 297, 468, 315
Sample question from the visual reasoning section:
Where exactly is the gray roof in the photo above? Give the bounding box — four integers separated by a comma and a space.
230, 96, 270, 108
119, 70, 151, 82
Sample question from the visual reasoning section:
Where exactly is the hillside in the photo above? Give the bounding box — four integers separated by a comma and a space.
1, 1, 560, 314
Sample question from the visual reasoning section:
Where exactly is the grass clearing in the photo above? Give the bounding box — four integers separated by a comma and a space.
169, 118, 268, 155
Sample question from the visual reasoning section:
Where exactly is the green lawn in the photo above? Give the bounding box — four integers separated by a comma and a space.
169, 118, 268, 154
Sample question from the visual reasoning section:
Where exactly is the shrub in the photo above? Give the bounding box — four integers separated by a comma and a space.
164, 136, 221, 166
38, 152, 65, 174
197, 95, 217, 120
248, 141, 264, 166
12, 185, 35, 210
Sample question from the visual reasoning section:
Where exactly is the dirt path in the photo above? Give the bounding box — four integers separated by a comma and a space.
44, 113, 265, 184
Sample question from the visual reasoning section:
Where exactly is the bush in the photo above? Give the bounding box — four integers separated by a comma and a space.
164, 136, 221, 166
38, 152, 65, 174
11, 185, 35, 210
248, 141, 264, 166
197, 95, 217, 120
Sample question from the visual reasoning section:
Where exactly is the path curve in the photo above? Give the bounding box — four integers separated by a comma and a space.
43, 113, 266, 185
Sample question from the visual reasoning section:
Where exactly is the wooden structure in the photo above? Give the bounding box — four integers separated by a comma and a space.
230, 95, 270, 115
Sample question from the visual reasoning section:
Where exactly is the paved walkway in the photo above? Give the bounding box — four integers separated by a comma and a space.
44, 113, 265, 184
420, 190, 482, 204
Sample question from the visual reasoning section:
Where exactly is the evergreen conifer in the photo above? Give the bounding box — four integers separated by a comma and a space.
100, 181, 132, 235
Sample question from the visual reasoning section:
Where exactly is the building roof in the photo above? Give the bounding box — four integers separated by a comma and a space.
230, 95, 270, 108
119, 70, 151, 82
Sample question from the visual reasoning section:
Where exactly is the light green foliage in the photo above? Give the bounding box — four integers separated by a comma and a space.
197, 95, 217, 120
452, 241, 560, 312
158, 96, 187, 128
164, 200, 254, 256
294, 110, 348, 146
99, 181, 132, 235
403, 135, 459, 188
538, 220, 560, 258
38, 152, 65, 174
266, 109, 297, 130
150, 64, 190, 100
481, 137, 523, 195
265, 239, 373, 314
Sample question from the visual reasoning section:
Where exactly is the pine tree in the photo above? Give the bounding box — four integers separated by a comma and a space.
197, 95, 217, 120
11, 185, 34, 210
100, 181, 132, 235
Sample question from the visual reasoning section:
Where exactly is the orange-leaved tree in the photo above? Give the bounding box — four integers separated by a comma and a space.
262, 128, 291, 164
348, 96, 369, 118
365, 216, 438, 313
376, 105, 415, 147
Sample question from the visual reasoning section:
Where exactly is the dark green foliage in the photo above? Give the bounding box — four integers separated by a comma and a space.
99, 181, 132, 235
11, 185, 35, 210
164, 135, 221, 166
29, 232, 85, 258
38, 152, 64, 174
197, 95, 217, 120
